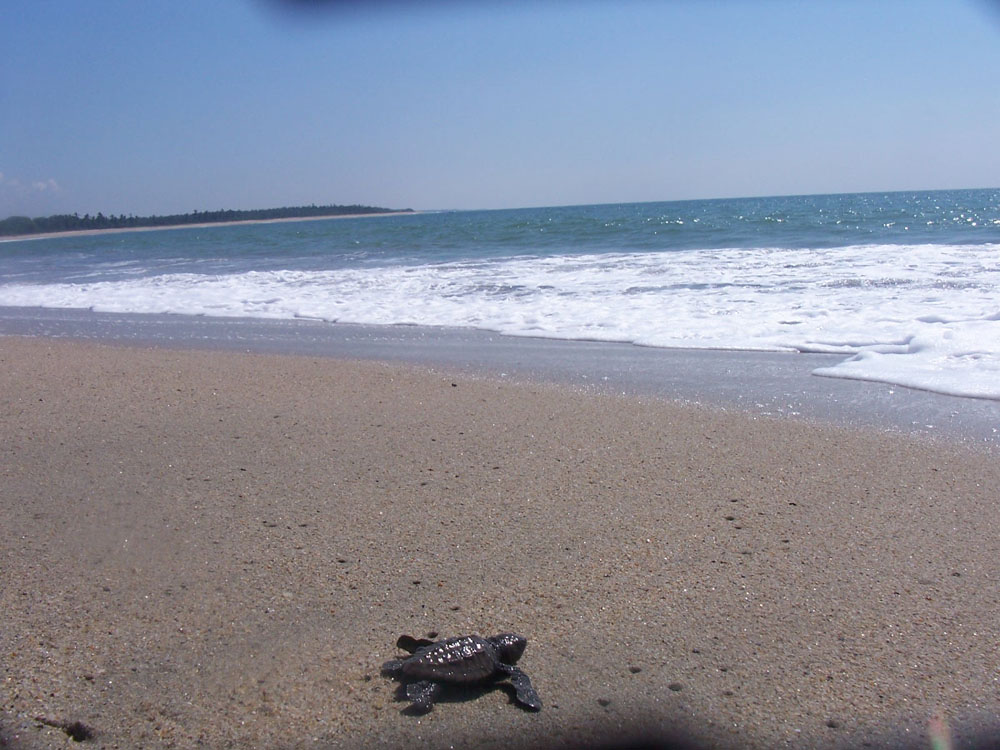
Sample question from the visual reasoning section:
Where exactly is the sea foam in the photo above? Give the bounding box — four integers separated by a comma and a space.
2, 240, 998, 400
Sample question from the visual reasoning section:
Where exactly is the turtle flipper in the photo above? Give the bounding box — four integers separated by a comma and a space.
500, 665, 542, 711
405, 680, 442, 713
396, 634, 436, 653
381, 658, 406, 676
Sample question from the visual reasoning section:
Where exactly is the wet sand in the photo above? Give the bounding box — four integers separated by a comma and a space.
2, 336, 999, 749
2, 307, 997, 448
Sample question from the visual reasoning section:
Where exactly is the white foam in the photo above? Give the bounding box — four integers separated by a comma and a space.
2, 242, 999, 400
812, 316, 1000, 400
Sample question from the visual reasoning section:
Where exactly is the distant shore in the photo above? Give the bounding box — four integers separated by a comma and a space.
0, 210, 418, 243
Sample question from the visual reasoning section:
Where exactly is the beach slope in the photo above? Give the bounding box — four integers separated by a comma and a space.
2, 337, 998, 748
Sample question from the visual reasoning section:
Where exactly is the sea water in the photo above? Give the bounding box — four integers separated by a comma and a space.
1, 189, 998, 400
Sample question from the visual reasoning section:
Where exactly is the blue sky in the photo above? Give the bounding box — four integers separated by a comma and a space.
2, 0, 999, 217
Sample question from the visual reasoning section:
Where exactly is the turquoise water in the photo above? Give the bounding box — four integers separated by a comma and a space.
3, 189, 999, 282
2, 189, 999, 399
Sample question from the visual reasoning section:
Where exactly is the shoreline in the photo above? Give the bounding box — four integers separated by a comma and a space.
1, 306, 997, 448
0, 210, 418, 243
2, 336, 999, 749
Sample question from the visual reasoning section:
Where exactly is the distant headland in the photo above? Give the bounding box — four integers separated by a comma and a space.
0, 204, 414, 238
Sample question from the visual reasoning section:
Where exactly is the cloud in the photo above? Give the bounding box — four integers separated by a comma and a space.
31, 178, 60, 192
0, 170, 60, 193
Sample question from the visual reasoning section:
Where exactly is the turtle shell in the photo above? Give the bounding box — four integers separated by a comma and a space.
401, 635, 499, 683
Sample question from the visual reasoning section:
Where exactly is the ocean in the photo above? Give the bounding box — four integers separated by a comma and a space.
2, 189, 999, 401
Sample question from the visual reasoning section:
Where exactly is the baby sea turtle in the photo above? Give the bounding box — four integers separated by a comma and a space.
381, 632, 542, 713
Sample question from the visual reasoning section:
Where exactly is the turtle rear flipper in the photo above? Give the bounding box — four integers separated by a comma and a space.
381, 659, 405, 676
405, 679, 442, 713
501, 665, 541, 711
396, 634, 436, 653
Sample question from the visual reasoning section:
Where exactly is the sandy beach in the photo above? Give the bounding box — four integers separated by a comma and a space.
2, 335, 999, 749
0, 211, 416, 244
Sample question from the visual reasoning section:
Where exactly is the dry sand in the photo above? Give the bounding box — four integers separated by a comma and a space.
2, 336, 998, 749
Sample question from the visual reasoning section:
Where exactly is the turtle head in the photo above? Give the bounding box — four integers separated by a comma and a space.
489, 633, 527, 664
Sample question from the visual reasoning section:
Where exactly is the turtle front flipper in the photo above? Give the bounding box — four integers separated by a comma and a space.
500, 665, 542, 711
405, 680, 442, 713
